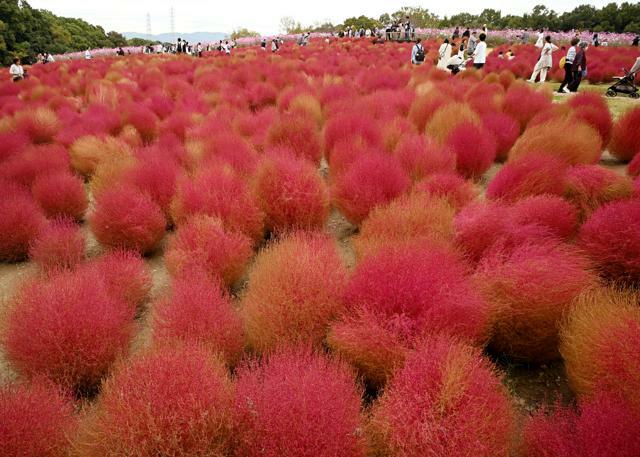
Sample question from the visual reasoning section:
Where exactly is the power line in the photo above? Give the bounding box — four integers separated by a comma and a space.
146, 12, 152, 35
170, 6, 175, 40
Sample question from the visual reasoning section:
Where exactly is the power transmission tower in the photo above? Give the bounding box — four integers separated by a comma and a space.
146, 13, 152, 36
170, 7, 175, 40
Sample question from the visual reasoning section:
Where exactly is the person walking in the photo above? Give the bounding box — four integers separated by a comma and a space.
592, 33, 600, 47
558, 37, 579, 93
437, 38, 452, 70
568, 41, 588, 92
468, 31, 478, 55
411, 38, 425, 65
528, 35, 558, 83
9, 58, 24, 82
472, 32, 487, 69
535, 29, 545, 48
632, 35, 639, 47
84, 49, 92, 59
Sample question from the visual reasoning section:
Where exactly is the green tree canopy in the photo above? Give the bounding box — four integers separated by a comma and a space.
231, 28, 261, 40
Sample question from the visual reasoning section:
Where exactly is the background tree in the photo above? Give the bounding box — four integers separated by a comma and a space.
342, 16, 380, 31
280, 16, 306, 34
231, 28, 260, 40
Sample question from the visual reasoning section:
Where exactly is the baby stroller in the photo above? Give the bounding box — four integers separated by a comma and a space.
606, 67, 639, 98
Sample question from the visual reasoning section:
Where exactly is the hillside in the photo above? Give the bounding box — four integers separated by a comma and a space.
124, 32, 228, 43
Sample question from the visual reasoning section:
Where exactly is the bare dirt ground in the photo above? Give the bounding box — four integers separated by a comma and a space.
0, 91, 636, 419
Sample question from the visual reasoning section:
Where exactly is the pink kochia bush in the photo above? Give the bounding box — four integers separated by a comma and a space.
578, 200, 640, 282
608, 106, 640, 161
31, 172, 88, 220
241, 232, 348, 353
486, 153, 569, 202
0, 188, 47, 262
72, 345, 234, 457
332, 153, 410, 224
0, 379, 77, 457
29, 218, 85, 272
2, 269, 136, 391
393, 133, 456, 181
475, 242, 597, 362
253, 150, 329, 234
509, 195, 579, 240
482, 111, 520, 161
445, 121, 497, 179
266, 113, 322, 163
165, 215, 253, 287
368, 337, 516, 457
90, 185, 166, 254
414, 172, 480, 210
523, 392, 640, 457
233, 347, 364, 457
328, 246, 490, 387
153, 271, 244, 365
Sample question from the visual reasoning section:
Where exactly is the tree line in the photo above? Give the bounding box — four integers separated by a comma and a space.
0, 0, 156, 65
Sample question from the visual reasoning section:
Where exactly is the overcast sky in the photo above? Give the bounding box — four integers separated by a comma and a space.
29, 1, 616, 35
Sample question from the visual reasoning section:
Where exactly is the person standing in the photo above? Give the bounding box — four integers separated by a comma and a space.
468, 31, 478, 55
558, 37, 579, 93
411, 38, 425, 65
568, 41, 588, 92
196, 42, 203, 57
632, 35, 639, 46
9, 58, 24, 82
84, 49, 92, 59
472, 32, 487, 69
535, 29, 544, 48
592, 33, 600, 47
528, 35, 558, 83
437, 38, 452, 70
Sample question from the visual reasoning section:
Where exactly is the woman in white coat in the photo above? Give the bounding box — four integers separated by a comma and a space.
437, 38, 452, 70
528, 35, 558, 83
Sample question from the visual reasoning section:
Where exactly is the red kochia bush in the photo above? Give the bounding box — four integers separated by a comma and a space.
165, 215, 253, 287
0, 189, 47, 262
509, 195, 579, 240
628, 151, 640, 177
394, 133, 456, 181
123, 156, 179, 215
253, 150, 329, 233
414, 172, 480, 210
445, 121, 497, 179
328, 246, 490, 387
90, 185, 166, 254
482, 111, 520, 161
578, 200, 640, 282
153, 271, 244, 365
31, 172, 88, 220
241, 232, 347, 353
0, 131, 29, 162
563, 164, 634, 218
368, 337, 516, 457
234, 347, 364, 457
14, 107, 61, 143
486, 153, 569, 202
475, 242, 597, 362
323, 111, 382, 155
608, 106, 640, 161
332, 153, 410, 224
72, 346, 234, 457
266, 113, 322, 163
0, 379, 77, 457
29, 218, 85, 272
171, 168, 264, 242
523, 392, 640, 457
503, 84, 552, 130
3, 269, 135, 391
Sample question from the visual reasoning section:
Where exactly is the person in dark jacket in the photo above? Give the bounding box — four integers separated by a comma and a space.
568, 41, 588, 92
558, 37, 580, 93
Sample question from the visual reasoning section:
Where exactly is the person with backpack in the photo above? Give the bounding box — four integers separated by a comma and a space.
528, 35, 558, 83
411, 38, 425, 65
558, 37, 579, 93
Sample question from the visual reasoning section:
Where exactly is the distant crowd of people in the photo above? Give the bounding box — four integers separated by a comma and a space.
412, 26, 490, 74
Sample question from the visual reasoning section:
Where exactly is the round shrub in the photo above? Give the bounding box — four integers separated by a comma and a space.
165, 215, 252, 288
90, 185, 166, 254
609, 106, 640, 161
72, 345, 234, 457
475, 242, 597, 362
572, 105, 613, 146
559, 286, 640, 406
241, 232, 347, 353
253, 150, 329, 234
578, 200, 640, 282
328, 246, 490, 386
0, 379, 77, 457
563, 164, 634, 218
0, 189, 47, 262
266, 113, 322, 163
69, 135, 132, 177
153, 271, 244, 365
503, 84, 553, 130
14, 107, 60, 144
486, 153, 569, 202
414, 172, 480, 210
31, 172, 88, 220
482, 111, 520, 161
29, 218, 85, 272
234, 347, 364, 457
3, 269, 135, 391
628, 151, 640, 177
425, 102, 480, 143
509, 118, 602, 165
331, 153, 410, 225
445, 121, 497, 179
394, 133, 456, 181
368, 337, 516, 457
523, 392, 640, 457
509, 195, 579, 240
170, 168, 264, 242
354, 192, 455, 259
124, 156, 179, 215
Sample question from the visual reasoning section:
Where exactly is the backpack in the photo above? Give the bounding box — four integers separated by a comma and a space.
415, 45, 425, 62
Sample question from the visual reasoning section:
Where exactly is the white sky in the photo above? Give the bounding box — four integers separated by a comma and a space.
29, 1, 617, 35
